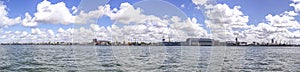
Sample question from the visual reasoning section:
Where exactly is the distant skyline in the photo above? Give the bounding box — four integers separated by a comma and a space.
1, 0, 300, 44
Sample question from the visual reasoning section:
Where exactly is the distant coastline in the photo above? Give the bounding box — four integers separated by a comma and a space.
1, 43, 299, 47
1, 38, 299, 47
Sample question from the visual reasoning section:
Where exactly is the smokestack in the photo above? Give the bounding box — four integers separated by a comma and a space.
235, 37, 238, 43
162, 35, 165, 42
168, 37, 171, 42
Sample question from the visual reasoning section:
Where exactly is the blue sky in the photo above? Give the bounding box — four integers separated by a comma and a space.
1, 0, 300, 43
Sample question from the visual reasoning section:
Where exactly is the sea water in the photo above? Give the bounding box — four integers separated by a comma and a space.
0, 45, 300, 72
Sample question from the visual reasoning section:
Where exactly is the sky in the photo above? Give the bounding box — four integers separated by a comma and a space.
1, 0, 300, 44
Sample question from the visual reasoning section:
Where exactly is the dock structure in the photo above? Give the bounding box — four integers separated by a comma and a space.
93, 39, 111, 46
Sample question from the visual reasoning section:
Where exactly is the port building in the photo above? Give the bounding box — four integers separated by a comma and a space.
186, 38, 214, 46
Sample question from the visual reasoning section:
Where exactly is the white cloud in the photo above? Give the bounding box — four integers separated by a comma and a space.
3, 0, 300, 43
243, 23, 296, 43
181, 4, 185, 8
192, 2, 299, 43
243, 23, 277, 42
57, 28, 65, 33
240, 10, 300, 43
90, 24, 101, 31
191, 2, 300, 43
20, 31, 28, 38
17, 2, 209, 43
75, 4, 111, 24
14, 31, 21, 34
170, 17, 208, 38
0, 28, 50, 43
0, 35, 6, 39
290, 0, 300, 12
33, 0, 75, 24
283, 11, 298, 16
265, 13, 300, 29
0, 27, 75, 43
192, 0, 208, 6
22, 13, 37, 27
108, 2, 147, 24
192, 0, 300, 43
71, 6, 78, 14
47, 29, 54, 36
31, 28, 44, 35
0, 1, 21, 27
56, 28, 73, 42
1, 2, 209, 43
101, 3, 208, 42
204, 4, 249, 41
20, 0, 104, 27
102, 17, 208, 42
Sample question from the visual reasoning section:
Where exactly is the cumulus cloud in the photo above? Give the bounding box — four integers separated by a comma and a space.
265, 13, 300, 29
3, 2, 209, 43
0, 1, 251, 43
75, 4, 111, 24
31, 28, 44, 35
170, 17, 208, 38
47, 29, 54, 36
240, 0, 300, 43
243, 23, 278, 43
192, 0, 208, 6
283, 11, 298, 16
108, 2, 148, 24
22, 13, 37, 27
102, 16, 208, 42
241, 10, 300, 43
34, 0, 75, 24
0, 1, 21, 28
204, 4, 249, 41
106, 3, 208, 42
90, 24, 101, 31
57, 28, 65, 33
19, 0, 91, 27
0, 27, 73, 43
290, 0, 300, 12
3, 0, 300, 44
18, 0, 82, 27
242, 22, 296, 43
191, 1, 300, 43
68, 2, 208, 42
19, 0, 113, 27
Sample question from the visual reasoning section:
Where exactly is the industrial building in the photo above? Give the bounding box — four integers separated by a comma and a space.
185, 38, 214, 46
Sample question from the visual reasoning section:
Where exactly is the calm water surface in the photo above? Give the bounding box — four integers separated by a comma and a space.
1, 45, 300, 72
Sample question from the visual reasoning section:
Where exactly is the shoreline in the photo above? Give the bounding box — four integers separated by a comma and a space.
1, 44, 300, 47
